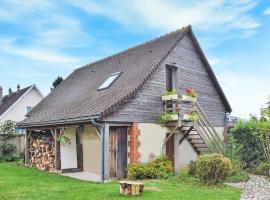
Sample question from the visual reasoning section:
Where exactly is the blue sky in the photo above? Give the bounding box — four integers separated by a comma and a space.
0, 0, 270, 118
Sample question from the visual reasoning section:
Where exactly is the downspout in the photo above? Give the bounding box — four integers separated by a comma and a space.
91, 118, 105, 183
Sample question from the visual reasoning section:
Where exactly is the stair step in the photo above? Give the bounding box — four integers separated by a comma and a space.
180, 121, 194, 127
196, 147, 209, 152
193, 143, 208, 148
180, 127, 195, 131
190, 139, 204, 144
187, 134, 201, 139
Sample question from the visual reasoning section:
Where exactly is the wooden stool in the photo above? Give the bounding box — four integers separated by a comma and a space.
119, 181, 144, 196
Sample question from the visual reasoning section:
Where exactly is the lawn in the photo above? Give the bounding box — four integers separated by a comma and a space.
0, 163, 241, 200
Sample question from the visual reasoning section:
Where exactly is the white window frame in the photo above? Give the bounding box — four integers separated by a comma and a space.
98, 72, 122, 91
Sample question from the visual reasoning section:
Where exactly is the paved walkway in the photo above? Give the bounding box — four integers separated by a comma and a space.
240, 175, 270, 200
62, 171, 101, 182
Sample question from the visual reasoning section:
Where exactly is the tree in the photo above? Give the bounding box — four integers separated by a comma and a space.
0, 120, 16, 135
52, 76, 63, 88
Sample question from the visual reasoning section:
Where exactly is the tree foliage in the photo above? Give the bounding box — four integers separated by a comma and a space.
0, 120, 16, 135
52, 76, 63, 88
231, 98, 270, 167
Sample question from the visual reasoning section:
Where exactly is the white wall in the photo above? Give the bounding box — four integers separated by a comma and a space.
138, 123, 167, 163
60, 128, 78, 169
215, 127, 225, 141
174, 131, 198, 173
0, 87, 43, 123
82, 127, 101, 174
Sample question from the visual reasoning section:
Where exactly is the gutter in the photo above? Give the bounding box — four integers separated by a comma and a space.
91, 118, 105, 183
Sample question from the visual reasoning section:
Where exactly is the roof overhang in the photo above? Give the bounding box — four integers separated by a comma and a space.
17, 115, 100, 129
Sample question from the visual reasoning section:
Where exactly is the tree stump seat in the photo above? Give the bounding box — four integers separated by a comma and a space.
119, 181, 144, 196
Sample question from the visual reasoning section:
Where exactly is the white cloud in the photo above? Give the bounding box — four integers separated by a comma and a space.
264, 7, 270, 15
68, 0, 259, 34
217, 70, 270, 119
0, 39, 79, 64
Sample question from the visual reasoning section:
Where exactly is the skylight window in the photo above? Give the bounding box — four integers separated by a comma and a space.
98, 72, 122, 90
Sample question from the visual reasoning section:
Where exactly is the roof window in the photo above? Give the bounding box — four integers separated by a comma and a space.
98, 72, 122, 90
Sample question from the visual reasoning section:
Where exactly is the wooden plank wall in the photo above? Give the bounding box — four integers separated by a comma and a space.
103, 34, 226, 127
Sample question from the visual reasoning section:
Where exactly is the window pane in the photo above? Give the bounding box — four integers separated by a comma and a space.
98, 72, 121, 90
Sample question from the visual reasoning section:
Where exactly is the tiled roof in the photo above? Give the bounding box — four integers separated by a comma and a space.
19, 25, 231, 127
0, 86, 31, 117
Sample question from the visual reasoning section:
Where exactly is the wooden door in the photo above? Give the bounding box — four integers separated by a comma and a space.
109, 127, 128, 179
166, 133, 174, 166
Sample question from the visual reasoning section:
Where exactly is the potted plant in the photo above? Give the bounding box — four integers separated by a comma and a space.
158, 112, 179, 124
183, 110, 199, 122
161, 89, 178, 101
181, 88, 198, 103
58, 135, 71, 146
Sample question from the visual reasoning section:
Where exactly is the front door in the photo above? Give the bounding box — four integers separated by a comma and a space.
109, 127, 128, 179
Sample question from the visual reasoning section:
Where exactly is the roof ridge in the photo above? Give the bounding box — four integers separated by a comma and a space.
99, 26, 191, 118
76, 26, 190, 72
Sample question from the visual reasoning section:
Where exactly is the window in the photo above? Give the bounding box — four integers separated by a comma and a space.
98, 72, 122, 90
166, 66, 177, 91
27, 106, 33, 113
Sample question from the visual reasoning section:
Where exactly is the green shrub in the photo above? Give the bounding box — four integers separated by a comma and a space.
196, 154, 232, 185
0, 155, 16, 162
253, 162, 270, 176
127, 156, 174, 180
226, 160, 249, 182
187, 160, 197, 176
0, 143, 16, 155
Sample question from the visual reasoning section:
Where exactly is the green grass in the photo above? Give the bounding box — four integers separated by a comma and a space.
0, 163, 241, 200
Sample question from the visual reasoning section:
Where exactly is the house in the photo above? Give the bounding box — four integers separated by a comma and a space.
18, 25, 231, 181
0, 84, 43, 133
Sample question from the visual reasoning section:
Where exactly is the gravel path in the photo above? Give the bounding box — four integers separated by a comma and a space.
240, 175, 270, 200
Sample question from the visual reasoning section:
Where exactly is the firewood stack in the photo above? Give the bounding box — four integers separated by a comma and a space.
29, 134, 56, 172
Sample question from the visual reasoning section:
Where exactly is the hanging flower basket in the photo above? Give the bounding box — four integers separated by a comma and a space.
183, 111, 199, 122
161, 89, 178, 101
162, 94, 178, 101
158, 112, 179, 124
181, 88, 198, 103
58, 135, 71, 146
181, 95, 197, 103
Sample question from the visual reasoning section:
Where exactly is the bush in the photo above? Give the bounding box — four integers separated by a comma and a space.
231, 119, 265, 168
187, 160, 197, 176
196, 154, 232, 185
127, 156, 174, 180
226, 160, 249, 182
0, 155, 16, 162
253, 162, 270, 176
0, 143, 16, 155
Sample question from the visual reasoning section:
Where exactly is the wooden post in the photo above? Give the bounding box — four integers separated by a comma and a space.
54, 129, 61, 171
25, 130, 30, 165
76, 126, 83, 171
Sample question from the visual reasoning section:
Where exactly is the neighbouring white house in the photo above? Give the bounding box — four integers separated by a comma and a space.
0, 84, 43, 133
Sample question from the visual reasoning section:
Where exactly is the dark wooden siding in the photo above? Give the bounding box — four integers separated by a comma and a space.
103, 34, 226, 127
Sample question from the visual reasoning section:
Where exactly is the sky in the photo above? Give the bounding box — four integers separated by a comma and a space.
0, 0, 270, 119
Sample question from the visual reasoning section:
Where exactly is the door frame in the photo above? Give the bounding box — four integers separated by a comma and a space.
108, 126, 128, 179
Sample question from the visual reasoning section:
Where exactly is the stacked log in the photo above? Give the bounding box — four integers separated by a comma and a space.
29, 133, 55, 172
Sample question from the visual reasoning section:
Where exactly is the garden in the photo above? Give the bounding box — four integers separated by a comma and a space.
0, 98, 270, 199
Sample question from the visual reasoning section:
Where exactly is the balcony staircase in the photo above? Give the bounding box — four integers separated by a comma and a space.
163, 98, 224, 154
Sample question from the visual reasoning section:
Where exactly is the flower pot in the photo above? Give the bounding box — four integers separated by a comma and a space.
169, 114, 178, 121
181, 95, 196, 103
161, 94, 178, 101
183, 114, 192, 121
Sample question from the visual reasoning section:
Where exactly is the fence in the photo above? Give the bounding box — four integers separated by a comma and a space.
0, 134, 25, 157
